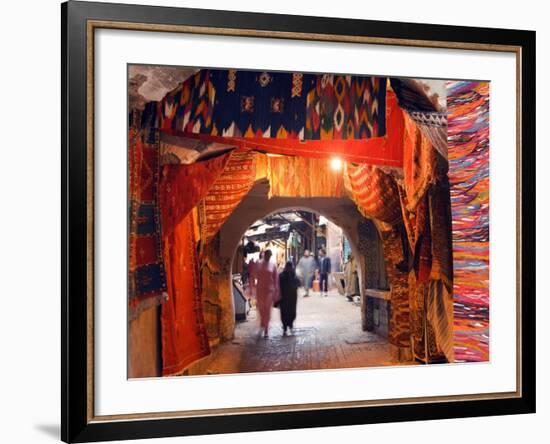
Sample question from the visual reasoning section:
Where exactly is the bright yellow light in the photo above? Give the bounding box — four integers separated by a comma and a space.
330, 157, 342, 171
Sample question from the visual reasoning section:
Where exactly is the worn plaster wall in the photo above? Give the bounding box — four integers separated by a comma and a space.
128, 305, 162, 378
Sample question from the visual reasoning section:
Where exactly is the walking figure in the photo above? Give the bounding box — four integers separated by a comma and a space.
318, 248, 331, 297
278, 261, 300, 335
296, 250, 316, 297
254, 249, 279, 337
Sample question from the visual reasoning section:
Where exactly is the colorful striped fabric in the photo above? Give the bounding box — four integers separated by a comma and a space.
447, 81, 490, 362
198, 150, 257, 243
305, 75, 386, 140
128, 126, 167, 320
347, 162, 402, 225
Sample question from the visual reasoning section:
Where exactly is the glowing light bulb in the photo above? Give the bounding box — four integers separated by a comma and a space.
330, 157, 342, 171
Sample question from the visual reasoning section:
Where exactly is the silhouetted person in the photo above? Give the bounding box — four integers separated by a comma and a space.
279, 261, 300, 335
318, 248, 331, 297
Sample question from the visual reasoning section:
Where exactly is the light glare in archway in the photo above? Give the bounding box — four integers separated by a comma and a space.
330, 157, 342, 171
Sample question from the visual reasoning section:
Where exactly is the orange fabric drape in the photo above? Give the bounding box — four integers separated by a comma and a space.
397, 111, 441, 284
198, 150, 257, 243
343, 90, 405, 225
159, 153, 231, 239
402, 111, 437, 211
347, 163, 402, 224
128, 126, 168, 320
166, 89, 405, 168
267, 156, 344, 198
161, 210, 210, 376
159, 154, 231, 376
128, 126, 142, 276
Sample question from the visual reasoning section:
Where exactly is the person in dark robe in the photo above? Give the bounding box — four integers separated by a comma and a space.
278, 261, 300, 335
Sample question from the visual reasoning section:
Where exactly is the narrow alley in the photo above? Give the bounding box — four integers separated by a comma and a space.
188, 289, 396, 376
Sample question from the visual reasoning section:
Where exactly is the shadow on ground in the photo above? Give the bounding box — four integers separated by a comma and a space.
34, 424, 59, 440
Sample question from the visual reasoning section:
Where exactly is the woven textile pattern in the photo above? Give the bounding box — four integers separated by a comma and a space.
305, 75, 386, 140
347, 163, 402, 224
128, 126, 167, 320
157, 149, 233, 376
161, 211, 210, 376
402, 111, 438, 212
139, 69, 386, 141
198, 150, 257, 243
210, 70, 311, 139
159, 153, 231, 238
160, 70, 215, 134
447, 81, 490, 362
381, 230, 411, 350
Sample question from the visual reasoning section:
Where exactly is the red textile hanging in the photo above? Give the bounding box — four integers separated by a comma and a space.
402, 111, 437, 211
128, 126, 142, 276
128, 126, 167, 320
161, 211, 210, 376
159, 153, 231, 238
158, 154, 231, 376
345, 91, 405, 224
158, 89, 405, 167
198, 150, 257, 243
347, 163, 402, 225
415, 194, 432, 283
396, 104, 441, 285
171, 132, 399, 166
398, 187, 432, 283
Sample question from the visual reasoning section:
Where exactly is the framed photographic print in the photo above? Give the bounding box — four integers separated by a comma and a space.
61, 0, 536, 442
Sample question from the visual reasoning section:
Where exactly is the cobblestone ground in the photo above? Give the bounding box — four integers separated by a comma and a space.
193, 289, 396, 376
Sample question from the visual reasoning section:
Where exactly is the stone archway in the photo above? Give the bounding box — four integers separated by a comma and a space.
226, 206, 364, 335
205, 178, 384, 342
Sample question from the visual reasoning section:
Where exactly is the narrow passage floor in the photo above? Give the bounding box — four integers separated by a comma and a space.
190, 289, 398, 376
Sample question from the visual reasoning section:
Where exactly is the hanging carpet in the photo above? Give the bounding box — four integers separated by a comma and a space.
135, 69, 400, 165
159, 152, 231, 238
154, 69, 386, 141
198, 149, 257, 243
401, 110, 438, 212
128, 126, 167, 320
390, 77, 448, 159
447, 80, 490, 362
347, 162, 402, 225
161, 210, 210, 376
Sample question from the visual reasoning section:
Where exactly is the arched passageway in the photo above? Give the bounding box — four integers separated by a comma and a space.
204, 179, 378, 338
184, 179, 397, 375
225, 204, 367, 334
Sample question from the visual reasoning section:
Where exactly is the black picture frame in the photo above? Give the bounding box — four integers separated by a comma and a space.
61, 1, 536, 442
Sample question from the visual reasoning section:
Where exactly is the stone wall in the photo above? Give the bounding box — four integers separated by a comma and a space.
128, 305, 162, 378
